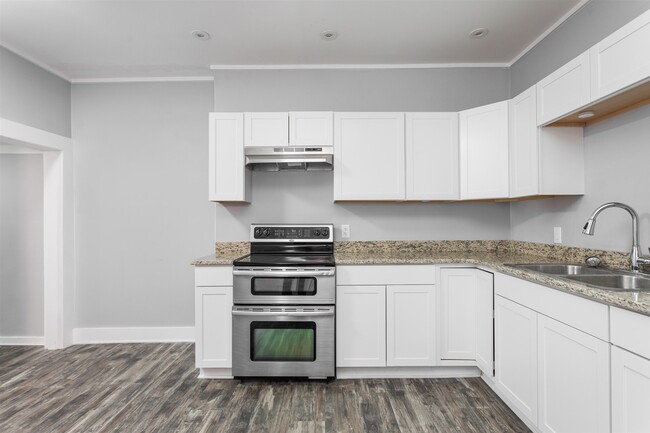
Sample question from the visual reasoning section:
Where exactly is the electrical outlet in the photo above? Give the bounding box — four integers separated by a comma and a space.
553, 227, 562, 244
341, 224, 350, 239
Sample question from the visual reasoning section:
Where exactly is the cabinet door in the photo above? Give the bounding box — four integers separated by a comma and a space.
334, 113, 405, 200
405, 113, 459, 200
459, 101, 509, 200
537, 51, 591, 125
195, 286, 233, 368
289, 112, 333, 146
509, 86, 539, 198
439, 268, 477, 360
590, 10, 650, 101
244, 112, 288, 147
336, 285, 386, 367
495, 295, 538, 425
537, 315, 610, 433
475, 270, 494, 377
208, 113, 250, 202
611, 346, 650, 433
386, 285, 436, 367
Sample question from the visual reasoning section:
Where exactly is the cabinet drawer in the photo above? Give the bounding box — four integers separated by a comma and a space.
336, 265, 435, 285
195, 266, 233, 287
611, 307, 650, 359
495, 272, 608, 340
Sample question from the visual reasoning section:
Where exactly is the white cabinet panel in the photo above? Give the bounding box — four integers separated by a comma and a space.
475, 270, 494, 377
537, 315, 610, 433
195, 286, 232, 368
244, 112, 288, 147
405, 113, 459, 200
459, 101, 509, 200
591, 10, 650, 101
387, 285, 436, 367
495, 296, 538, 425
439, 268, 477, 360
336, 285, 386, 367
612, 346, 650, 433
611, 306, 650, 360
537, 51, 591, 125
509, 86, 539, 197
208, 113, 250, 202
334, 113, 405, 200
289, 112, 333, 146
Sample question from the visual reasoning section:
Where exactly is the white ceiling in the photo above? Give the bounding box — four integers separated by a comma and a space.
0, 0, 587, 81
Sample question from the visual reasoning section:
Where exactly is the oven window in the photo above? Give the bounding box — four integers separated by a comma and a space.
251, 277, 317, 296
251, 322, 316, 362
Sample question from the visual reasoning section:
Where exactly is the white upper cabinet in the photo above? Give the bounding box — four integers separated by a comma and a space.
509, 86, 585, 198
289, 112, 333, 146
590, 10, 650, 101
459, 101, 509, 200
208, 113, 250, 202
405, 113, 459, 200
536, 51, 591, 126
334, 112, 405, 201
244, 112, 289, 147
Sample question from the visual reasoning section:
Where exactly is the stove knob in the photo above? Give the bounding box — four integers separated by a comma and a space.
313, 229, 320, 237
321, 228, 329, 237
262, 228, 271, 237
254, 227, 262, 238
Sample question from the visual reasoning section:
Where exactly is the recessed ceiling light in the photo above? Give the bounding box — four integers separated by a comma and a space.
469, 28, 489, 39
321, 31, 338, 41
191, 30, 211, 41
577, 111, 595, 119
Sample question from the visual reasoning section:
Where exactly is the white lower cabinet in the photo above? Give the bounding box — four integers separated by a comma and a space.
537, 315, 610, 433
195, 286, 233, 368
386, 285, 436, 367
336, 285, 386, 367
336, 283, 436, 368
611, 346, 650, 433
475, 270, 494, 377
495, 295, 538, 425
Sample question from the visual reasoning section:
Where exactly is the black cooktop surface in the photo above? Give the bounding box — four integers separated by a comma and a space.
233, 253, 335, 267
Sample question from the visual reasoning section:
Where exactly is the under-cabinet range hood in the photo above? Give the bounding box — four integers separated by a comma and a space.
244, 146, 333, 171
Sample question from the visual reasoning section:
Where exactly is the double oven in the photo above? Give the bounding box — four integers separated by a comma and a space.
232, 224, 335, 379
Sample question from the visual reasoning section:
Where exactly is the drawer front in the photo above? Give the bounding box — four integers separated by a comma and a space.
495, 272, 608, 341
611, 307, 650, 359
195, 266, 233, 287
336, 265, 435, 286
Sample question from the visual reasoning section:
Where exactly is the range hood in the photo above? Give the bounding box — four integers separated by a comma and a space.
245, 146, 333, 171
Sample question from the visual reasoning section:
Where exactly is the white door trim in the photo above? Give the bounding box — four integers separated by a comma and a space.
0, 117, 74, 349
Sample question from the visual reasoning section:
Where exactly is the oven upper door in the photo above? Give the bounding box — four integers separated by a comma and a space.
233, 267, 335, 305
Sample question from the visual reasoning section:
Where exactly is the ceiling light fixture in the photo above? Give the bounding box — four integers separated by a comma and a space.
577, 111, 595, 119
469, 28, 489, 39
191, 30, 211, 41
321, 31, 338, 41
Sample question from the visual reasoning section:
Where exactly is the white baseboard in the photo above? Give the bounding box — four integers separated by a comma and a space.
73, 326, 195, 344
0, 336, 45, 346
198, 368, 233, 379
336, 366, 481, 379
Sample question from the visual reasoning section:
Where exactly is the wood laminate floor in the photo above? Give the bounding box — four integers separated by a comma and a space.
0, 343, 530, 433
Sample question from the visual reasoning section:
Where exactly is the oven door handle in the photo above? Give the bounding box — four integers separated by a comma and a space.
232, 269, 335, 277
232, 309, 334, 317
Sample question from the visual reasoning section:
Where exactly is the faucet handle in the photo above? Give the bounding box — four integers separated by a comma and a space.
586, 256, 602, 267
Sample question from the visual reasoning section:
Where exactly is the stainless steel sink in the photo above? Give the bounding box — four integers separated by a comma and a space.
506, 263, 610, 275
564, 274, 650, 291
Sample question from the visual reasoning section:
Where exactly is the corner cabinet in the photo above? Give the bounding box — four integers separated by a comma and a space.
405, 113, 459, 200
334, 113, 405, 201
459, 101, 509, 200
208, 113, 250, 202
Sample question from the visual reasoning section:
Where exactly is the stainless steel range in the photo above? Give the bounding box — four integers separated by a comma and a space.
231, 224, 335, 380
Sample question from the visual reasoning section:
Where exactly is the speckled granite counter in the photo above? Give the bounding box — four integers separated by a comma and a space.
192, 240, 650, 316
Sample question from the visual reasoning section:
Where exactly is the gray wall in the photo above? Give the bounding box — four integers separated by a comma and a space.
511, 0, 650, 96
72, 82, 214, 328
510, 0, 650, 252
214, 68, 511, 241
0, 46, 71, 137
0, 154, 44, 337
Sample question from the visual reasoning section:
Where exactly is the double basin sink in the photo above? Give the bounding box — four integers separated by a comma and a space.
507, 263, 650, 292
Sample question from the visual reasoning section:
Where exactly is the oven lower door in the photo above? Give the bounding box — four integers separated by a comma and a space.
232, 306, 335, 379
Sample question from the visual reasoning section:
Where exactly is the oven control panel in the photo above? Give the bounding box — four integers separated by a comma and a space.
251, 225, 332, 241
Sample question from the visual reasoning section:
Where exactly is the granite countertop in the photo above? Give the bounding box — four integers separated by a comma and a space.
191, 240, 650, 316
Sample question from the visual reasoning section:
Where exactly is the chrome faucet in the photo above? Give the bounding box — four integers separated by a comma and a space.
582, 202, 650, 272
